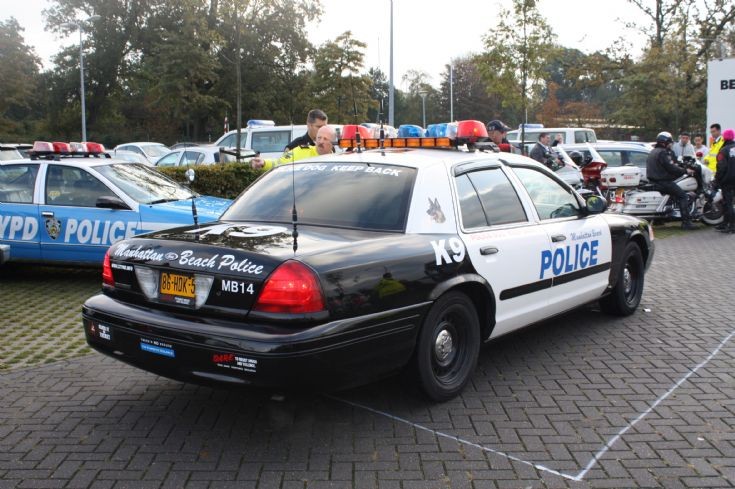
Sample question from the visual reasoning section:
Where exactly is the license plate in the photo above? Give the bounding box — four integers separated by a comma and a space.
160, 272, 195, 298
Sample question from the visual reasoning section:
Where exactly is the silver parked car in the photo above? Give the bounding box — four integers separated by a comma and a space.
155, 146, 236, 167
113, 142, 170, 165
561, 142, 652, 181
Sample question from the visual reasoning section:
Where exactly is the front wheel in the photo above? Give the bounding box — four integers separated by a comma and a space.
412, 292, 480, 402
599, 242, 644, 316
701, 199, 724, 225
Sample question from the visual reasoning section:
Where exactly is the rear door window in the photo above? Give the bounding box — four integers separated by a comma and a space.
156, 152, 182, 167
597, 150, 623, 167
0, 164, 38, 203
626, 150, 649, 168
456, 168, 527, 229
251, 130, 292, 154
574, 130, 597, 143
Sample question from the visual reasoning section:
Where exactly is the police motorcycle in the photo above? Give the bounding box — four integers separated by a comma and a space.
542, 146, 584, 189
571, 145, 608, 198
618, 155, 722, 225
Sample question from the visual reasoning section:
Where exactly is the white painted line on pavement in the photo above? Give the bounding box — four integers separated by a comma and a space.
575, 328, 735, 480
327, 394, 582, 482
328, 326, 735, 483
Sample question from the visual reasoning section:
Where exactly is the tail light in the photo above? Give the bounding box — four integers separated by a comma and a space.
253, 260, 325, 314
102, 250, 114, 286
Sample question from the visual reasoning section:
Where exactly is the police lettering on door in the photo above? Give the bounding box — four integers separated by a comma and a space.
540, 239, 599, 279
0, 215, 137, 244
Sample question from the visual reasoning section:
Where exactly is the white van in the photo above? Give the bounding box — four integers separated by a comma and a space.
507, 126, 597, 145
214, 124, 308, 159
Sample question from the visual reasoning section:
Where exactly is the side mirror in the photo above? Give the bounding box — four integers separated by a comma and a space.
585, 195, 606, 214
96, 195, 130, 210
185, 168, 195, 183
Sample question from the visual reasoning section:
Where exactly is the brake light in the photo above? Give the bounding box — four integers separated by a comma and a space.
253, 260, 325, 314
102, 250, 114, 286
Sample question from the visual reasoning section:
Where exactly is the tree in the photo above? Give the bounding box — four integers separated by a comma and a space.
610, 0, 735, 135
309, 31, 374, 123
438, 56, 500, 123
0, 18, 42, 140
477, 0, 555, 125
366, 67, 388, 123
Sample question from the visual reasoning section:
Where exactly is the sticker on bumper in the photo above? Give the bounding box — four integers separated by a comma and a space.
140, 338, 175, 358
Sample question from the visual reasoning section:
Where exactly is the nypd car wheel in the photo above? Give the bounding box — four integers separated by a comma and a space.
414, 292, 480, 401
600, 242, 644, 316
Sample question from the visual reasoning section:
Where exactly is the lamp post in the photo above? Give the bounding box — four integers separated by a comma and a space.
388, 0, 394, 127
62, 15, 100, 142
419, 89, 427, 128
449, 64, 454, 121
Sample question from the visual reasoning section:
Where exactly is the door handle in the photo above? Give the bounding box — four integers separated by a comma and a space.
42, 211, 54, 217
480, 246, 499, 255
551, 234, 566, 242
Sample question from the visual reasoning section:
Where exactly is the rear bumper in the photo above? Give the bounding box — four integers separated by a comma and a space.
82, 294, 427, 390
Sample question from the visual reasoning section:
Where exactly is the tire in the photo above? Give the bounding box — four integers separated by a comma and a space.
412, 291, 480, 402
599, 242, 644, 316
701, 200, 724, 226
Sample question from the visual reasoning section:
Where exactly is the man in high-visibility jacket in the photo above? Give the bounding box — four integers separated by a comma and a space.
704, 123, 724, 173
251, 125, 336, 171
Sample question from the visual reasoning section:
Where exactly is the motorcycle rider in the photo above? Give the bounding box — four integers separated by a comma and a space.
714, 129, 735, 233
646, 131, 697, 230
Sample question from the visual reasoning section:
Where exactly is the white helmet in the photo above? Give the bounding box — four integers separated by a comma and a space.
656, 131, 674, 145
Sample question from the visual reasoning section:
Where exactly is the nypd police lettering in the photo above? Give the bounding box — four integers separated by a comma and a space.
0, 214, 137, 245
431, 237, 466, 266
64, 218, 136, 244
0, 215, 37, 240
540, 240, 599, 279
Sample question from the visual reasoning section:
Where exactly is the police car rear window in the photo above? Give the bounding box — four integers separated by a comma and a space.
222, 162, 416, 232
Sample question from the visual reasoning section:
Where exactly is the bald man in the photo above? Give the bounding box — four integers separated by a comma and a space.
251, 125, 336, 170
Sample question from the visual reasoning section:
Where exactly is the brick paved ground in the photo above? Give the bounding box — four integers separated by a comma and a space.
1, 229, 734, 488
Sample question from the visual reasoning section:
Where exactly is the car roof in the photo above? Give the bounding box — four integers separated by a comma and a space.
116, 142, 167, 147
0, 156, 135, 167
561, 142, 650, 150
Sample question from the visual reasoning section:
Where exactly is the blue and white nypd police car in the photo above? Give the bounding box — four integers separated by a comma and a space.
82, 122, 654, 401
0, 142, 231, 266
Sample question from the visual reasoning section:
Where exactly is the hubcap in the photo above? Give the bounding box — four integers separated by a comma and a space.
434, 329, 455, 366
623, 267, 632, 295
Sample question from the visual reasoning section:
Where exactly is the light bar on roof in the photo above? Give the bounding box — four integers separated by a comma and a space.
338, 137, 454, 150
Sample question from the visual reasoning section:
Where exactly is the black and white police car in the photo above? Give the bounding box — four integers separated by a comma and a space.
82, 121, 655, 401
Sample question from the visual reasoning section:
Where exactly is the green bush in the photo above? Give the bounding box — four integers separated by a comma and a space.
157, 163, 263, 199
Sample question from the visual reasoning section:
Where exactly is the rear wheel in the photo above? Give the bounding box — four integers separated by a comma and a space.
413, 291, 480, 401
600, 242, 644, 316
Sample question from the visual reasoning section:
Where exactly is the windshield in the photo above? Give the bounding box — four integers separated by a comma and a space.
141, 144, 169, 158
94, 163, 193, 204
222, 162, 417, 231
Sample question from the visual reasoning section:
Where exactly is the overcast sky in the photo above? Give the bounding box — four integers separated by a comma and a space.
4, 0, 647, 87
